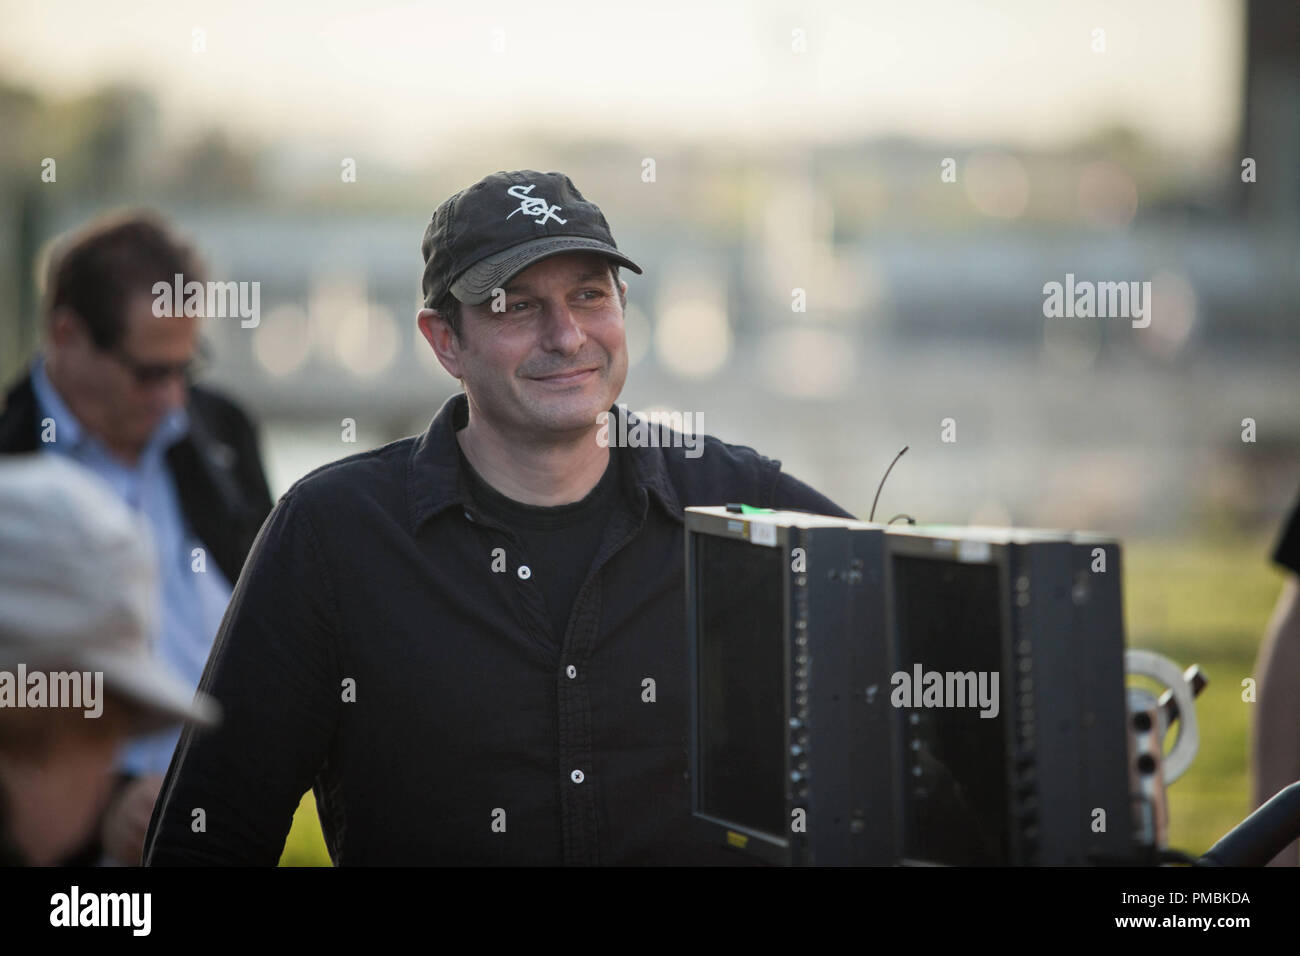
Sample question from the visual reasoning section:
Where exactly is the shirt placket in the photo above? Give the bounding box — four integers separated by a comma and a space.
464, 487, 648, 865
462, 506, 552, 656
557, 494, 649, 865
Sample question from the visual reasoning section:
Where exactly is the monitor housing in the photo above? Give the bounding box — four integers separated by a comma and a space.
685, 506, 1135, 866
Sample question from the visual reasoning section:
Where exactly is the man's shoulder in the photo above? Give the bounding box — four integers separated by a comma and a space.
282, 434, 420, 513
187, 384, 260, 437
1273, 481, 1300, 576
642, 423, 783, 510
640, 421, 854, 519
685, 431, 781, 474
0, 372, 37, 453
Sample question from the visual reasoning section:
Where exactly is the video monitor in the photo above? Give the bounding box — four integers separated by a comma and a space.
686, 507, 1136, 866
885, 526, 1134, 866
695, 532, 788, 840
686, 505, 895, 865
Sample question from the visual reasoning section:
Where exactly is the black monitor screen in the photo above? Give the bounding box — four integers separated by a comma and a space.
892, 554, 1009, 864
695, 533, 786, 839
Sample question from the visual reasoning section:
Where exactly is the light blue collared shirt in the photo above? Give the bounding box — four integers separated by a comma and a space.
30, 355, 233, 777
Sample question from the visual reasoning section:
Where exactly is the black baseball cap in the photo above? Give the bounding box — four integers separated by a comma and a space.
421, 169, 642, 309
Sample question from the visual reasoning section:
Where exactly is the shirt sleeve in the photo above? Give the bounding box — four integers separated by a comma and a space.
144, 488, 341, 865
767, 466, 858, 520
1272, 483, 1300, 576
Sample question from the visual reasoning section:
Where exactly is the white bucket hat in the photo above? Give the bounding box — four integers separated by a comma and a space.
0, 454, 219, 733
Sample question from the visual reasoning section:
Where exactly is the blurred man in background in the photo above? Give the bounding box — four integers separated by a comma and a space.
0, 211, 271, 864
1251, 484, 1300, 866
0, 455, 218, 865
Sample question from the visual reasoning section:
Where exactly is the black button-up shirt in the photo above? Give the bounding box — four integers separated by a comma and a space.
458, 437, 622, 647
144, 392, 854, 865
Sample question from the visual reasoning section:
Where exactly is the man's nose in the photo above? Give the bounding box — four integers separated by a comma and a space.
540, 300, 586, 350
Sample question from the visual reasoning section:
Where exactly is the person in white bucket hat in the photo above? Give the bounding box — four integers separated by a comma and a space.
0, 454, 218, 865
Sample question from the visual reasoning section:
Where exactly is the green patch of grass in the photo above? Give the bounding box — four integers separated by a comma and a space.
278, 791, 330, 866
1124, 535, 1287, 856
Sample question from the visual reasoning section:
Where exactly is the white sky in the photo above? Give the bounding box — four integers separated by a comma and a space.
0, 0, 1244, 164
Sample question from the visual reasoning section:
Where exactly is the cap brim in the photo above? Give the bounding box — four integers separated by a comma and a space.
78, 647, 221, 734
451, 236, 642, 306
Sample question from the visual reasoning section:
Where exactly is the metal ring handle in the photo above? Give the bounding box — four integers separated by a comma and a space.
1125, 649, 1199, 785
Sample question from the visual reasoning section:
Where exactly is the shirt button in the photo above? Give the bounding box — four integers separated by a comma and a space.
565, 665, 577, 679
517, 565, 531, 579
570, 769, 584, 784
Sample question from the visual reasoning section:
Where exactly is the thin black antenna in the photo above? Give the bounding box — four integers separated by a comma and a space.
869, 446, 908, 523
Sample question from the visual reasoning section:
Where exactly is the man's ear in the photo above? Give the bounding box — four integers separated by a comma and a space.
417, 308, 464, 380
46, 307, 82, 348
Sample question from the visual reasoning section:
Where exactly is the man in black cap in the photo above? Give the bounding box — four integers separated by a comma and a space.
145, 170, 855, 865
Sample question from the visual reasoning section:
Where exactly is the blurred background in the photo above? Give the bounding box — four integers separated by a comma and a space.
1, 0, 1296, 864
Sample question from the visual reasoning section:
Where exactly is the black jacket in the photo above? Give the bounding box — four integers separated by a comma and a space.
144, 391, 856, 865
0, 370, 273, 587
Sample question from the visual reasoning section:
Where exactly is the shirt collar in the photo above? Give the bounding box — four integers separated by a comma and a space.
30, 354, 85, 449
29, 352, 190, 461
407, 391, 682, 532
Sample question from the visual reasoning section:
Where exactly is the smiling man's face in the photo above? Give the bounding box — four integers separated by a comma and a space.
421, 251, 629, 443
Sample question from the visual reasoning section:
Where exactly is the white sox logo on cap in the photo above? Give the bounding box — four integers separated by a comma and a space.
422, 169, 643, 308
506, 184, 567, 226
